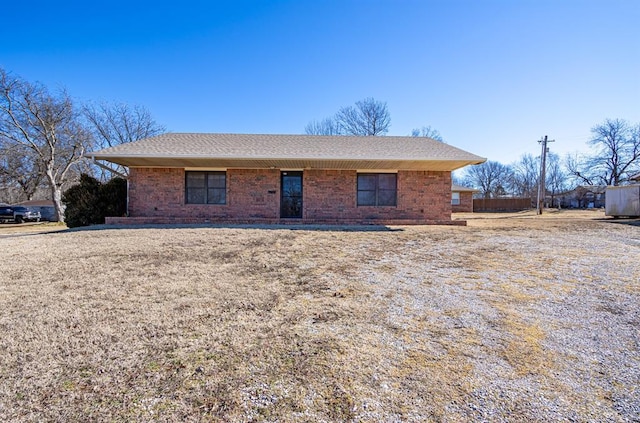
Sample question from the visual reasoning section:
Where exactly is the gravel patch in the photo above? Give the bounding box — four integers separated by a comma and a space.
353, 219, 640, 422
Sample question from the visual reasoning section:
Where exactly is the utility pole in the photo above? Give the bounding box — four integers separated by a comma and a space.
536, 135, 555, 215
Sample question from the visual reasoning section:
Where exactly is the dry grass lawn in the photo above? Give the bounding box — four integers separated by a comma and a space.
0, 210, 639, 422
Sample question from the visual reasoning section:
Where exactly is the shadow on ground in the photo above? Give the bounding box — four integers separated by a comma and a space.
597, 217, 640, 227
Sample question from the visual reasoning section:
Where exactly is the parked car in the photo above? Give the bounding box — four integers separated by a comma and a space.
0, 206, 41, 223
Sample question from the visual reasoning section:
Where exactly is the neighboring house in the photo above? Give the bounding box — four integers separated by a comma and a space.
554, 186, 607, 209
15, 200, 57, 221
630, 172, 640, 182
91, 133, 485, 225
451, 184, 478, 212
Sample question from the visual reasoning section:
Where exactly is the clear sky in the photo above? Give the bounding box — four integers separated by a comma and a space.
1, 0, 638, 164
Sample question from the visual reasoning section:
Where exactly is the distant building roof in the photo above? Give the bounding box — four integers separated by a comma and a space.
556, 185, 607, 196
452, 184, 479, 192
91, 133, 486, 171
630, 172, 640, 182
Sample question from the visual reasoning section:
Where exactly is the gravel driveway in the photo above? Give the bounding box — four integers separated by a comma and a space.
355, 216, 640, 421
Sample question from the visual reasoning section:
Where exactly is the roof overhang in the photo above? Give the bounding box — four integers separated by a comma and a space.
90, 155, 484, 172
90, 133, 487, 172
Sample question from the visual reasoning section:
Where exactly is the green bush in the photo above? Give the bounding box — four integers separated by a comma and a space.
99, 177, 127, 219
62, 174, 127, 228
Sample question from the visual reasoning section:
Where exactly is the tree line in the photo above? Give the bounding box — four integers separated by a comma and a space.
461, 118, 640, 202
460, 153, 567, 202
0, 67, 165, 221
305, 98, 639, 201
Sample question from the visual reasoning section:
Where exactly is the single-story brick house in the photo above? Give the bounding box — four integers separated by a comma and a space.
554, 185, 607, 209
451, 184, 478, 213
91, 133, 485, 225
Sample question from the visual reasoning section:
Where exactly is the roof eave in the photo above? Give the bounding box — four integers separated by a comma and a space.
91, 155, 486, 172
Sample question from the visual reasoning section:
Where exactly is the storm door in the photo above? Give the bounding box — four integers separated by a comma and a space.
280, 171, 303, 218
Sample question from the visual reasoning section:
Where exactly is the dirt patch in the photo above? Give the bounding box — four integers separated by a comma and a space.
0, 212, 638, 421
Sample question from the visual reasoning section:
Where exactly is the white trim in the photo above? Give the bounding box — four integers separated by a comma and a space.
356, 169, 398, 173
184, 167, 228, 171
128, 165, 183, 169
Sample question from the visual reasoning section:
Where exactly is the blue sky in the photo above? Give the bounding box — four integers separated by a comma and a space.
1, 0, 638, 164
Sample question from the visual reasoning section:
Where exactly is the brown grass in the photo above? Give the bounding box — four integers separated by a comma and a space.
0, 210, 638, 421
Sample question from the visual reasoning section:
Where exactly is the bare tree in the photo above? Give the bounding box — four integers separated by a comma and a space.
463, 160, 513, 199
305, 97, 391, 136
511, 154, 539, 199
565, 152, 595, 186
336, 97, 390, 136
546, 152, 568, 207
304, 117, 342, 135
0, 68, 91, 222
84, 102, 165, 178
0, 143, 46, 201
587, 118, 640, 186
410, 125, 443, 142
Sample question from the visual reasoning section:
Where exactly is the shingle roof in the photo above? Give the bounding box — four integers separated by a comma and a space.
91, 133, 486, 171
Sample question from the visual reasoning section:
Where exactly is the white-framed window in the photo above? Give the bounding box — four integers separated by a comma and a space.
452, 192, 460, 205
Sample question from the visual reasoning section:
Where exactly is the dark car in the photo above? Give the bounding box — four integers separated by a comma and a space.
0, 206, 41, 223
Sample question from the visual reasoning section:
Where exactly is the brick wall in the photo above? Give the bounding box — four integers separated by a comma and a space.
129, 168, 280, 219
396, 170, 452, 221
452, 191, 474, 213
303, 170, 354, 219
129, 168, 184, 217
125, 167, 453, 224
228, 169, 279, 218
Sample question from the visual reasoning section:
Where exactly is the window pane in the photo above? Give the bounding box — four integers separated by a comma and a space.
378, 174, 397, 190
378, 190, 397, 206
207, 188, 226, 204
186, 171, 226, 204
282, 176, 302, 196
187, 188, 206, 204
186, 172, 206, 187
358, 191, 376, 206
357, 174, 376, 191
284, 197, 301, 214
208, 173, 225, 188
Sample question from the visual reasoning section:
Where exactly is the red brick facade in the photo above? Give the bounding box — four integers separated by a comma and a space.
452, 191, 474, 213
109, 167, 461, 225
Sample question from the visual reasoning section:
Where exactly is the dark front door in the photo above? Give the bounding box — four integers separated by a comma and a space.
281, 171, 303, 218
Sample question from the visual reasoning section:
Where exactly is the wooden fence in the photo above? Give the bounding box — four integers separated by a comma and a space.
473, 198, 532, 212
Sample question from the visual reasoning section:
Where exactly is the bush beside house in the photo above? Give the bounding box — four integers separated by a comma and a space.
62, 174, 127, 227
